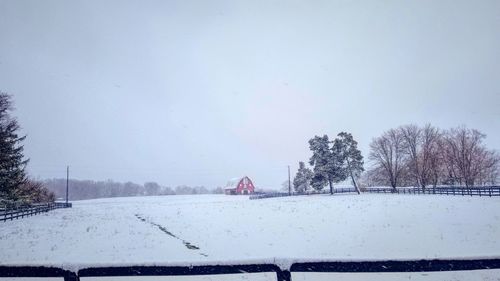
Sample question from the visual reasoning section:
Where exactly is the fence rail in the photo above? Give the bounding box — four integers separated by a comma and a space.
0, 202, 72, 222
250, 188, 362, 200
250, 186, 500, 200
1, 258, 500, 281
364, 186, 500, 197
250, 188, 361, 200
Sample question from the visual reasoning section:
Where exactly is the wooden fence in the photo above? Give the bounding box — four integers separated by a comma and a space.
250, 188, 357, 200
2, 258, 500, 281
250, 186, 500, 200
0, 202, 72, 222
364, 186, 500, 197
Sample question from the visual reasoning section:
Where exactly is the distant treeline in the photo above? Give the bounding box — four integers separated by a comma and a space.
44, 179, 224, 201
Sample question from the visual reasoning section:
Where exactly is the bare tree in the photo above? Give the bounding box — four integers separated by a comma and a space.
400, 124, 441, 189
369, 129, 407, 191
368, 124, 498, 189
441, 126, 492, 187
471, 149, 499, 186
400, 124, 422, 187
15, 179, 55, 203
421, 125, 442, 187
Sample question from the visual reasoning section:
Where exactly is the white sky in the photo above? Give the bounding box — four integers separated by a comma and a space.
0, 0, 499, 188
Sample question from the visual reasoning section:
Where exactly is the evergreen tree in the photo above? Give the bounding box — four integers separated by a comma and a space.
310, 173, 327, 191
308, 135, 346, 194
336, 132, 364, 194
293, 161, 313, 193
309, 135, 330, 192
0, 93, 28, 200
330, 137, 349, 189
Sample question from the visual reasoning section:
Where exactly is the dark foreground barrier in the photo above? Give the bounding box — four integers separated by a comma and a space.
2, 258, 500, 281
0, 202, 72, 222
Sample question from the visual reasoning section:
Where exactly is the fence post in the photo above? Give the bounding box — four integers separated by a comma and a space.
277, 270, 291, 281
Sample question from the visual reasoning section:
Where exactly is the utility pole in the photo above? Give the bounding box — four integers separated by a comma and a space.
66, 166, 69, 204
288, 165, 291, 196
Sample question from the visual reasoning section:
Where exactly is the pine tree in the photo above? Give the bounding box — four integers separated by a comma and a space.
336, 132, 364, 194
310, 173, 327, 191
293, 161, 313, 193
309, 135, 346, 194
309, 135, 330, 192
0, 93, 28, 200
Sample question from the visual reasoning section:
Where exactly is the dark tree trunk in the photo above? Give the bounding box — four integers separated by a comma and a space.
391, 181, 397, 193
350, 172, 361, 194
346, 158, 361, 195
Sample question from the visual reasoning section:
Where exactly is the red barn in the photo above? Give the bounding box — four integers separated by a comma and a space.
224, 176, 255, 195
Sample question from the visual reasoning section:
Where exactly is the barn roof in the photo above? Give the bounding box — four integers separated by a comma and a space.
224, 176, 253, 190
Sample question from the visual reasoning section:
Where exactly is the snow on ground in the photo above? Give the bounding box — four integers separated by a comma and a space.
1, 194, 500, 270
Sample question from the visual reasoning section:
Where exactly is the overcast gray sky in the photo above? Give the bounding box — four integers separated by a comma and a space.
0, 0, 499, 188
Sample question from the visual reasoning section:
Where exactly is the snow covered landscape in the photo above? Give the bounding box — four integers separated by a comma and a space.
1, 194, 500, 270
1, 0, 499, 279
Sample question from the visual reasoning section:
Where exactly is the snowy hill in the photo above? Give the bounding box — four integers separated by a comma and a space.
1, 194, 500, 270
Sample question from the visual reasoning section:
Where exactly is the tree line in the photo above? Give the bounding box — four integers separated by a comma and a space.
293, 125, 499, 194
0, 92, 55, 204
43, 179, 219, 200
366, 124, 499, 190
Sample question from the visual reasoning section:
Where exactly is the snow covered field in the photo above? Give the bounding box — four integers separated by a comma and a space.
1, 194, 500, 270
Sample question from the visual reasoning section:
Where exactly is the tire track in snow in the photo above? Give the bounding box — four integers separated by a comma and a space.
135, 214, 208, 257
